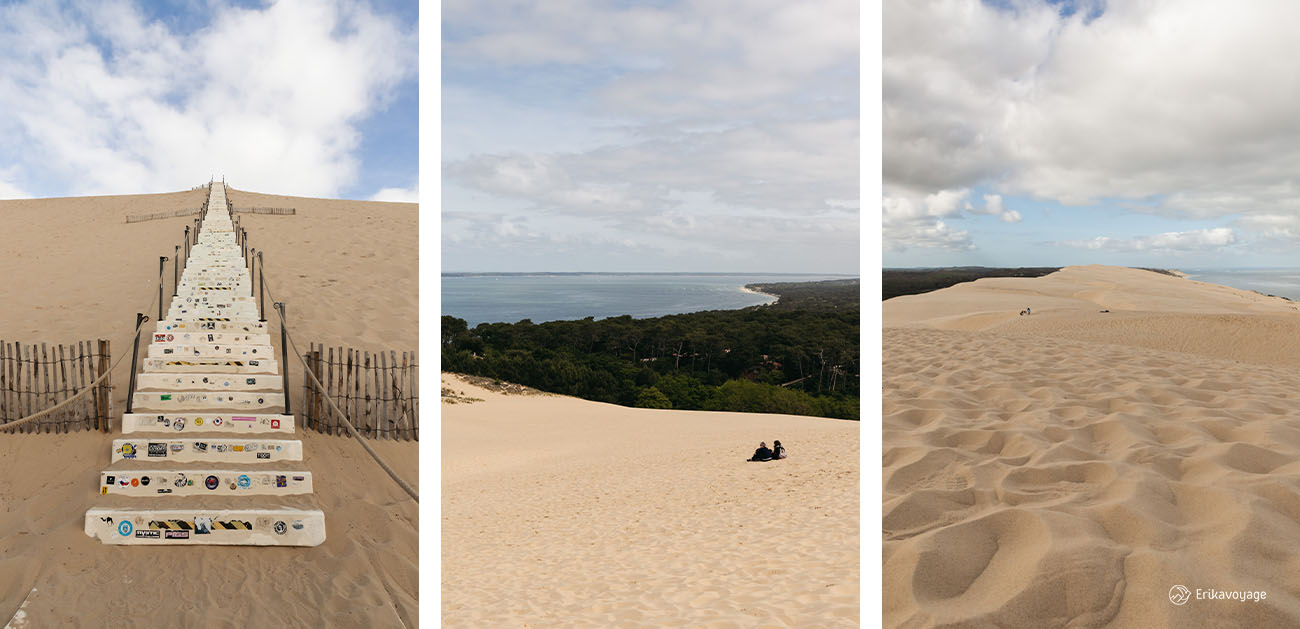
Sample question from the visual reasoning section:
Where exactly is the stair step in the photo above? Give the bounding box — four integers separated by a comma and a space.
111, 438, 302, 463
99, 470, 312, 496
150, 332, 271, 345
136, 373, 280, 390
156, 320, 268, 334
172, 294, 256, 303
142, 357, 277, 373
147, 344, 274, 359
168, 306, 260, 318
131, 391, 284, 411
85, 508, 325, 546
122, 412, 293, 434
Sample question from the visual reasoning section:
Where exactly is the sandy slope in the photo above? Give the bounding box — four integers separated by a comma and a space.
0, 187, 417, 626
442, 374, 860, 627
884, 265, 1300, 626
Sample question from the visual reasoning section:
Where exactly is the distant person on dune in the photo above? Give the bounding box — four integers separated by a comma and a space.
772, 440, 787, 460
749, 442, 773, 462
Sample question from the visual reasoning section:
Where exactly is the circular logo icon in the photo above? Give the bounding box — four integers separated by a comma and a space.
130, 478, 139, 487
173, 418, 186, 431
214, 418, 223, 426
274, 521, 286, 535
195, 418, 204, 426
237, 475, 251, 489
141, 476, 150, 486
204, 475, 219, 490
175, 474, 187, 488
118, 520, 133, 536
1170, 585, 1191, 606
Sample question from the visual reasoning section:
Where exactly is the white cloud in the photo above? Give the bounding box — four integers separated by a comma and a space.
1060, 228, 1237, 253
0, 0, 415, 197
444, 0, 859, 272
447, 118, 859, 218
370, 184, 418, 203
885, 0, 1300, 224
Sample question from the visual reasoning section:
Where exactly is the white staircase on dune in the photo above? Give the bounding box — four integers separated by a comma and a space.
84, 181, 325, 546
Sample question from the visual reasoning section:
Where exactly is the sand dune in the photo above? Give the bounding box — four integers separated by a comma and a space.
884, 265, 1300, 626
442, 374, 860, 627
0, 187, 417, 626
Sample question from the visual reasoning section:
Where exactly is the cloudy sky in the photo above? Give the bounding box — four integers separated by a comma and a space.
0, 0, 417, 201
885, 0, 1300, 269
442, 0, 860, 273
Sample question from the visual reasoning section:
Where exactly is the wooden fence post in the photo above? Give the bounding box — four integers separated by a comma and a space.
0, 342, 7, 427
303, 342, 313, 431
99, 340, 111, 432
410, 349, 418, 441
312, 347, 322, 431
327, 346, 336, 435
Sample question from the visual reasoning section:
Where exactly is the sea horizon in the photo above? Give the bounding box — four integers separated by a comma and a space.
442, 272, 854, 327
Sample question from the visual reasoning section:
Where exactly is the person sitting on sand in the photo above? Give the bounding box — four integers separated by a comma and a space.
772, 440, 787, 460
749, 442, 773, 462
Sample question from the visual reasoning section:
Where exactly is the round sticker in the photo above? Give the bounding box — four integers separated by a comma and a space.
118, 520, 133, 536
195, 418, 204, 426
214, 418, 223, 426
204, 475, 219, 490
141, 476, 150, 486
274, 521, 286, 535
130, 478, 139, 487
237, 475, 251, 489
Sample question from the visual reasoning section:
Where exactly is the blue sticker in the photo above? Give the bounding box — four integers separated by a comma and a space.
237, 475, 251, 489
118, 520, 133, 536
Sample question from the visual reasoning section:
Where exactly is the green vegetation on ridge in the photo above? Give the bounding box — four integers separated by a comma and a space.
442, 280, 860, 420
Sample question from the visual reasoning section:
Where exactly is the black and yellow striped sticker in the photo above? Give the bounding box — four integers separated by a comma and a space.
149, 519, 194, 530
166, 361, 245, 366
196, 318, 231, 321
215, 520, 252, 530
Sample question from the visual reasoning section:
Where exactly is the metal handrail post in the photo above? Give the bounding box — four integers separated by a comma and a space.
125, 313, 145, 413
158, 256, 168, 321
173, 246, 180, 296
258, 251, 266, 322
277, 302, 291, 414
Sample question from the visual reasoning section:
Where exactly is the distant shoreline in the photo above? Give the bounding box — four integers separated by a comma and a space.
443, 271, 856, 277
738, 284, 779, 304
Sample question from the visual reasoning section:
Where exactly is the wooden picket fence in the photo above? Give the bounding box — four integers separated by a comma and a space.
301, 344, 418, 440
125, 208, 203, 223
233, 207, 296, 216
0, 340, 112, 433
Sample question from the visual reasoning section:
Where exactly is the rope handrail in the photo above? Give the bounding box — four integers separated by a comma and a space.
0, 282, 159, 433
262, 281, 419, 503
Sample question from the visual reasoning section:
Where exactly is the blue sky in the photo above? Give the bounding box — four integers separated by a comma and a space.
0, 0, 417, 201
885, 0, 1300, 269
442, 0, 860, 273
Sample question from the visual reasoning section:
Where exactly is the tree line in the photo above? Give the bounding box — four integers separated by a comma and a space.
442, 280, 860, 420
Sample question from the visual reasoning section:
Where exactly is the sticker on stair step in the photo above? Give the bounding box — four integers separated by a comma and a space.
84, 508, 326, 546
121, 413, 293, 434
110, 438, 302, 463
100, 471, 311, 496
